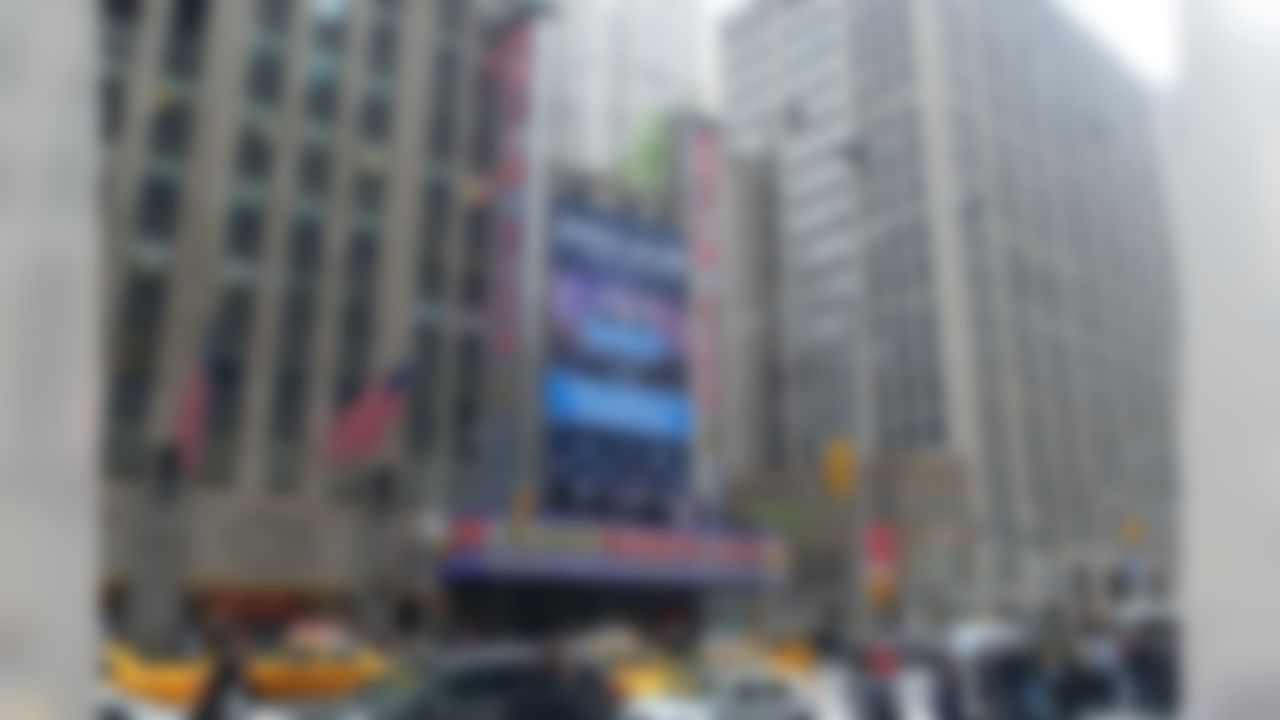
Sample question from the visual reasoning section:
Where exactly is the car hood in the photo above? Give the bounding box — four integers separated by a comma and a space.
627, 696, 714, 720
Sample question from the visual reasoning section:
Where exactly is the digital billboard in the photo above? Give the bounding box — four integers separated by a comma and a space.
542, 201, 692, 522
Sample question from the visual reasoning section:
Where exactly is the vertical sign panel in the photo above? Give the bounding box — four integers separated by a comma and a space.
541, 202, 693, 522
481, 24, 536, 502
682, 121, 728, 502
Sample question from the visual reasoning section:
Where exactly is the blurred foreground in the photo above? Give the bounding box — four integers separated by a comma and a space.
99, 605, 1177, 719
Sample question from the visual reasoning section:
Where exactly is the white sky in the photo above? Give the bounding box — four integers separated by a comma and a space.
707, 0, 1183, 88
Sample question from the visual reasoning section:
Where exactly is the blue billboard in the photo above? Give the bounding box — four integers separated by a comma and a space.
542, 201, 692, 521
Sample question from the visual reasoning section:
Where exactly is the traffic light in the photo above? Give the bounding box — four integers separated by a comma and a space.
823, 439, 857, 498
1120, 516, 1147, 548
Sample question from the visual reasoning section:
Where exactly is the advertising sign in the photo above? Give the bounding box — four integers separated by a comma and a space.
542, 201, 693, 519
486, 25, 534, 362
482, 23, 536, 497
443, 514, 785, 587
681, 121, 728, 498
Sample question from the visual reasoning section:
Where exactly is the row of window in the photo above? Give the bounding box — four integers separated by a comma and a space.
105, 0, 215, 476
107, 0, 491, 492
404, 0, 485, 475
227, 1, 337, 488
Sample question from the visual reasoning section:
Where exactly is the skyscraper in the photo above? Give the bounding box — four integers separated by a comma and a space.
101, 0, 489, 603
722, 0, 1177, 602
543, 0, 708, 174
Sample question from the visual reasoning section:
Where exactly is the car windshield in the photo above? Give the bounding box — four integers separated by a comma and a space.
361, 666, 427, 706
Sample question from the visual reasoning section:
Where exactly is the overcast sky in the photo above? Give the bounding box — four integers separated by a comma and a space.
705, 0, 1182, 89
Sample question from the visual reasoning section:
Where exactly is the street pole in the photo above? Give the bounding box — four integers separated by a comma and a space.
128, 443, 190, 654
841, 140, 880, 637
355, 465, 396, 645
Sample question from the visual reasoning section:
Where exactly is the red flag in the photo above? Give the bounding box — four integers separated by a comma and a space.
326, 365, 414, 466
174, 363, 211, 475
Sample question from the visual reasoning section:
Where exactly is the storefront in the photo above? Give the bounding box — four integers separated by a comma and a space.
440, 513, 785, 638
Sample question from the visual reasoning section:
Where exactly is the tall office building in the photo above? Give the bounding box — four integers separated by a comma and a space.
722, 154, 786, 479
101, 0, 491, 602
722, 0, 1177, 602
543, 0, 707, 174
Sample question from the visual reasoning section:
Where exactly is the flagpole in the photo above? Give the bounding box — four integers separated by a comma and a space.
128, 329, 212, 654
325, 363, 415, 645
354, 464, 397, 646
128, 436, 193, 654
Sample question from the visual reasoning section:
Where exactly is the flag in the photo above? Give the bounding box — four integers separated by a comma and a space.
326, 364, 414, 466
174, 354, 211, 475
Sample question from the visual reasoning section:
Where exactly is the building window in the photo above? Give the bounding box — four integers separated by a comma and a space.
205, 286, 256, 485
287, 215, 322, 279
405, 327, 438, 455
347, 229, 379, 290
333, 370, 362, 409
438, 0, 465, 36
108, 272, 168, 475
454, 334, 485, 459
227, 203, 264, 259
104, 0, 140, 24
417, 184, 451, 300
271, 217, 318, 480
471, 74, 497, 167
353, 173, 384, 215
368, 21, 398, 74
313, 0, 348, 52
258, 0, 292, 32
297, 142, 330, 197
461, 207, 489, 308
149, 101, 191, 156
271, 365, 306, 437
305, 69, 339, 121
278, 288, 315, 354
236, 126, 273, 182
137, 174, 179, 240
247, 47, 285, 105
360, 92, 392, 140
428, 52, 458, 159
164, 0, 209, 78
333, 228, 378, 406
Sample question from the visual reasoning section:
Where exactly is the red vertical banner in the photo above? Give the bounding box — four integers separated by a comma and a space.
487, 25, 534, 362
481, 23, 537, 495
683, 122, 727, 495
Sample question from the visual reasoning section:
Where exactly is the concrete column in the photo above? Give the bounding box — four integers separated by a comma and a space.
0, 2, 97, 714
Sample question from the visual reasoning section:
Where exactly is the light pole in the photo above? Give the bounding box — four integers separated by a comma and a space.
354, 465, 397, 645
128, 442, 191, 654
840, 138, 882, 634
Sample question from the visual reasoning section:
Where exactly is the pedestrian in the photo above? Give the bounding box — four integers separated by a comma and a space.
1082, 629, 1121, 710
1130, 623, 1178, 715
932, 658, 964, 720
1052, 651, 1093, 720
855, 646, 901, 720
192, 622, 252, 720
